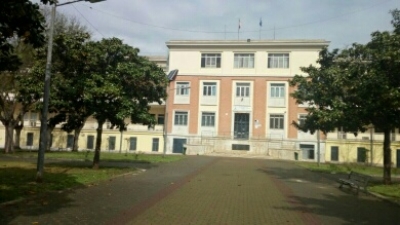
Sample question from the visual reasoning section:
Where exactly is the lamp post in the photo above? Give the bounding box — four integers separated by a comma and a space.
162, 70, 180, 157
36, 0, 105, 181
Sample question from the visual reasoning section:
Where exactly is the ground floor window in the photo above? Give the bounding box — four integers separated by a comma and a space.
300, 144, 315, 160
108, 136, 116, 151
357, 147, 367, 163
201, 112, 215, 127
87, 135, 94, 149
129, 137, 137, 151
173, 138, 187, 154
331, 146, 339, 161
269, 114, 284, 130
26, 132, 34, 146
152, 138, 159, 152
67, 134, 74, 148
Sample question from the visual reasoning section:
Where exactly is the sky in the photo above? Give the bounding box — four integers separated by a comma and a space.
37, 0, 400, 56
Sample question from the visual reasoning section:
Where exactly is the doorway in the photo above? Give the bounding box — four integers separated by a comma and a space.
234, 113, 249, 139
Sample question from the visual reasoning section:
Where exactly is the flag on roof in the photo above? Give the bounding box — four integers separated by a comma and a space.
259, 18, 262, 27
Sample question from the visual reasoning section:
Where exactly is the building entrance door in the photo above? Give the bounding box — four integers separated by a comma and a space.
173, 138, 187, 154
234, 113, 249, 139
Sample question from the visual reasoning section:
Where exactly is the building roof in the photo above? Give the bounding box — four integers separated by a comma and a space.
166, 39, 330, 49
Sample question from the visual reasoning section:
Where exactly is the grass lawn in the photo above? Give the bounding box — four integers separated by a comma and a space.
6, 150, 185, 163
0, 152, 185, 204
297, 162, 400, 201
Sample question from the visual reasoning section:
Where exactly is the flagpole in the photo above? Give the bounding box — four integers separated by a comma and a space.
238, 19, 240, 40
259, 18, 262, 40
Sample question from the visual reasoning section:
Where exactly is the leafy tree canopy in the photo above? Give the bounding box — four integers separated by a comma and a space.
0, 0, 55, 71
290, 9, 400, 184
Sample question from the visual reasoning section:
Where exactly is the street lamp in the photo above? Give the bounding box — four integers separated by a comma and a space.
162, 70, 179, 157
36, 0, 105, 181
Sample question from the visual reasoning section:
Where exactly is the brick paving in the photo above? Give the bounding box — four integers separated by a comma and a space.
1, 156, 400, 225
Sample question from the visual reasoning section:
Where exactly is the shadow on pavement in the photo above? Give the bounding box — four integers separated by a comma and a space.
258, 160, 400, 225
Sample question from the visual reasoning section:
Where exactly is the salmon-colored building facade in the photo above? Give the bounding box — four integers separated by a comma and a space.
165, 40, 329, 160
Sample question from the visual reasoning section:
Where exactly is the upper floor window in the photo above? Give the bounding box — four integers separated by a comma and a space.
299, 114, 307, 127
24, 112, 38, 121
270, 114, 284, 129
174, 111, 188, 126
201, 53, 221, 68
234, 53, 254, 68
268, 53, 289, 68
176, 82, 190, 96
270, 83, 285, 98
203, 82, 217, 96
201, 112, 215, 127
236, 83, 250, 97
157, 114, 165, 124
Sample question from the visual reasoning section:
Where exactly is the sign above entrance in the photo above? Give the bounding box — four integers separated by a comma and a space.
233, 105, 251, 112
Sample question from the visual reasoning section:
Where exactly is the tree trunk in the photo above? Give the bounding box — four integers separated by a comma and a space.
4, 123, 15, 153
383, 129, 392, 184
46, 125, 55, 151
14, 123, 23, 150
72, 124, 84, 152
92, 120, 104, 169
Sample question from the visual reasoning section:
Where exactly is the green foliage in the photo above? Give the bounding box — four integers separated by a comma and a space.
0, 0, 55, 71
0, 161, 133, 203
290, 9, 400, 184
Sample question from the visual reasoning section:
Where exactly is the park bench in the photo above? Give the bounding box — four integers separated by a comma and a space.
338, 171, 371, 195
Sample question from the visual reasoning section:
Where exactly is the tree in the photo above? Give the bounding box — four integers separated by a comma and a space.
31, 9, 92, 152
85, 38, 167, 169
0, 0, 55, 72
290, 9, 400, 184
0, 39, 42, 153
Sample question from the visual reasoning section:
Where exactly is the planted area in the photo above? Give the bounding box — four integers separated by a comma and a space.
297, 162, 400, 201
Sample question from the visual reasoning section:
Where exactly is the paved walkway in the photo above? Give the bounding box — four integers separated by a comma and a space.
1, 156, 400, 225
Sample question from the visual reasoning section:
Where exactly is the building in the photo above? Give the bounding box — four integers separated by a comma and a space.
0, 56, 168, 154
165, 39, 329, 161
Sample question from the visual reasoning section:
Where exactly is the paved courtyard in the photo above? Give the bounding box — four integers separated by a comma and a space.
1, 156, 399, 225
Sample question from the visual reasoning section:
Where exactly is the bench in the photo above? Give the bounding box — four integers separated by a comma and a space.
338, 171, 371, 195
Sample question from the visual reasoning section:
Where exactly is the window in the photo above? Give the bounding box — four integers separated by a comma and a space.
201, 112, 215, 127
331, 146, 339, 161
232, 144, 250, 151
236, 83, 250, 97
129, 137, 137, 151
300, 144, 315, 160
268, 53, 289, 68
152, 138, 159, 152
176, 82, 190, 96
87, 135, 94, 149
67, 135, 74, 148
234, 53, 254, 68
299, 115, 307, 127
338, 127, 347, 139
203, 82, 217, 96
270, 114, 284, 129
174, 111, 188, 125
157, 114, 165, 125
201, 53, 221, 68
357, 147, 367, 163
26, 133, 34, 146
270, 84, 285, 98
108, 136, 116, 151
